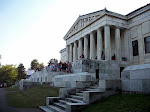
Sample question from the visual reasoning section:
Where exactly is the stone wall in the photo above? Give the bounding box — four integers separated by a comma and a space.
19, 79, 53, 90
20, 69, 69, 90
99, 80, 122, 91
60, 48, 66, 63
28, 69, 67, 83
72, 59, 121, 80
53, 72, 96, 87
98, 60, 121, 80
19, 79, 41, 90
129, 9, 150, 65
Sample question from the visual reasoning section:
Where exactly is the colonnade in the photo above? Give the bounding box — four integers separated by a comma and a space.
66, 25, 121, 63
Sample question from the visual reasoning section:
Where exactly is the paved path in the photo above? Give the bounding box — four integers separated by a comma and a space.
0, 88, 43, 112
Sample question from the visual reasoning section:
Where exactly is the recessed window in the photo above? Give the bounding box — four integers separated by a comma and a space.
132, 40, 139, 56
144, 36, 150, 54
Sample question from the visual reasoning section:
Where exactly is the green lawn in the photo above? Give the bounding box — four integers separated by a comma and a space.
5, 85, 19, 91
6, 85, 59, 108
83, 94, 150, 112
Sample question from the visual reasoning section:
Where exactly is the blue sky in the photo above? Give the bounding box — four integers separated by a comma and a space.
0, 0, 149, 69
0, 0, 53, 48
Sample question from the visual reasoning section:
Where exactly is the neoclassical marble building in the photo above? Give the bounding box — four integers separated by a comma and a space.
60, 4, 150, 67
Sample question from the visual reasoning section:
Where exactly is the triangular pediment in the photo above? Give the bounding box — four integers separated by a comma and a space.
64, 9, 106, 40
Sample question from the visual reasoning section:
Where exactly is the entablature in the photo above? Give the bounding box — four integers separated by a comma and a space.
64, 9, 127, 41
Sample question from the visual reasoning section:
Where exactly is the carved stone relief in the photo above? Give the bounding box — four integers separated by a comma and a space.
67, 14, 101, 38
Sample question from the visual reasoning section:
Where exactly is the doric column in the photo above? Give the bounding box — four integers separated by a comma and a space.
73, 41, 77, 61
90, 32, 96, 60
97, 28, 103, 60
66, 45, 69, 62
104, 25, 111, 60
115, 28, 121, 63
78, 38, 83, 59
84, 35, 88, 59
69, 44, 73, 62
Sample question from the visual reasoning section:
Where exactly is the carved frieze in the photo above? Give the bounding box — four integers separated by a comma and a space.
67, 14, 101, 38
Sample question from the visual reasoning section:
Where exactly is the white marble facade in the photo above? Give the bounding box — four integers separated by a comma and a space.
59, 48, 66, 62
60, 4, 150, 66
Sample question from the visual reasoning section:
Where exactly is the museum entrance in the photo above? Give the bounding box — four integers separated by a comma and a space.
96, 69, 99, 80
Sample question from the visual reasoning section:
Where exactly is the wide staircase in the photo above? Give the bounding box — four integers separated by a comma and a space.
39, 81, 117, 112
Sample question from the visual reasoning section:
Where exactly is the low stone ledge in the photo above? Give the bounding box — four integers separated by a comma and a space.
54, 72, 96, 88
76, 80, 98, 88
83, 90, 116, 104
122, 79, 150, 93
99, 79, 121, 91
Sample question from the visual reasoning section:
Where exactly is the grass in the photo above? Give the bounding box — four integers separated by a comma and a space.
5, 85, 19, 91
6, 85, 59, 108
83, 94, 150, 112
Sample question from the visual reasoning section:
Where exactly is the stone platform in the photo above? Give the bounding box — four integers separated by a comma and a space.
122, 63, 150, 93
53, 72, 96, 87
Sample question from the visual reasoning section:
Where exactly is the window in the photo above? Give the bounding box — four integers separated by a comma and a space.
132, 40, 139, 56
144, 36, 150, 54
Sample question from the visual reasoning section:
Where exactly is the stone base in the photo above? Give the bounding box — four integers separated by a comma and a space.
122, 63, 150, 93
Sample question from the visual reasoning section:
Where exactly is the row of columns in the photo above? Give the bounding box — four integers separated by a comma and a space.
66, 25, 121, 63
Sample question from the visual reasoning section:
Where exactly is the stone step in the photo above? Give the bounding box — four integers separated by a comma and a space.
59, 100, 70, 105
66, 98, 83, 103
86, 88, 100, 91
80, 90, 104, 93
75, 92, 83, 96
39, 106, 53, 112
70, 95, 83, 100
53, 102, 66, 110
90, 87, 99, 89
47, 105, 65, 112
90, 85, 99, 89
80, 90, 86, 93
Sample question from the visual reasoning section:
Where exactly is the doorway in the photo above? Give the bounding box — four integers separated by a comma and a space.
120, 67, 124, 79
96, 69, 99, 80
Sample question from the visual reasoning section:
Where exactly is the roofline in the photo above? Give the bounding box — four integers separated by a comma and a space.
126, 3, 150, 16
63, 9, 127, 40
63, 3, 150, 40
59, 48, 66, 53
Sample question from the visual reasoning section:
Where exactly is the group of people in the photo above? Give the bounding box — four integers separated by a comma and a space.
48, 62, 72, 73
34, 61, 72, 73
0, 83, 7, 88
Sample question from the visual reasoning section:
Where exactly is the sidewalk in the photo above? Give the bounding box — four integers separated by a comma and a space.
0, 88, 43, 112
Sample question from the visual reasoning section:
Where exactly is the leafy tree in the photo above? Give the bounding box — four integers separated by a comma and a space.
17, 63, 27, 80
39, 63, 44, 70
0, 65, 17, 86
31, 59, 39, 70
0, 54, 1, 67
48, 58, 58, 66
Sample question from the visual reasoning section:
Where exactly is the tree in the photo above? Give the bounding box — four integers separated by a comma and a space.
31, 59, 39, 70
48, 58, 58, 66
17, 63, 27, 80
0, 55, 1, 67
0, 65, 17, 86
39, 63, 44, 70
